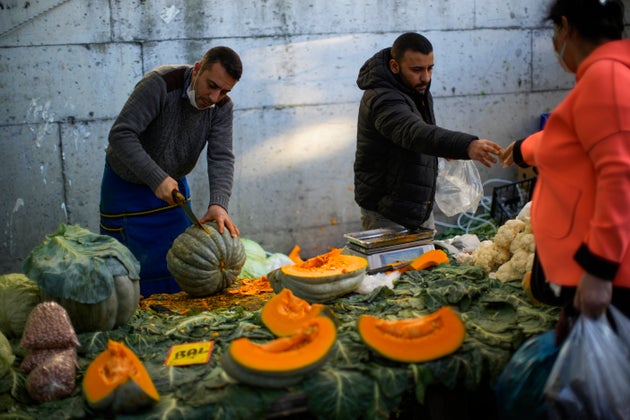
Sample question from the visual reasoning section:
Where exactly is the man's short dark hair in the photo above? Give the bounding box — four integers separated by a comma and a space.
391, 33, 433, 61
200, 46, 243, 81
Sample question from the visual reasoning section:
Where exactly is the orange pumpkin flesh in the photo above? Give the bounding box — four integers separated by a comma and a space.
288, 245, 304, 264
397, 249, 449, 274
228, 316, 336, 372
281, 248, 368, 283
358, 306, 465, 363
261, 288, 327, 336
83, 340, 159, 413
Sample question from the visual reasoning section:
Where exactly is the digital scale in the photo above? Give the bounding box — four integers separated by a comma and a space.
343, 226, 435, 274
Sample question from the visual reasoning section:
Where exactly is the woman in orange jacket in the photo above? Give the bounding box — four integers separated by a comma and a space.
502, 0, 629, 320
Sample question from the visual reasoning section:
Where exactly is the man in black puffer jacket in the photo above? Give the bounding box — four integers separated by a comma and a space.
354, 32, 502, 231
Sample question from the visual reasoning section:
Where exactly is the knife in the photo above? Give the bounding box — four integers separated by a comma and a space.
172, 190, 210, 234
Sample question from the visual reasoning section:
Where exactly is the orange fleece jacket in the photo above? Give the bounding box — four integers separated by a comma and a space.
520, 39, 630, 288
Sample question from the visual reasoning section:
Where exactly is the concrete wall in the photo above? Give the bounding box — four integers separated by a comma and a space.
1, 0, 628, 272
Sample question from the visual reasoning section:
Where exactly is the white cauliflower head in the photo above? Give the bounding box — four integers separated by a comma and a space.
493, 219, 526, 249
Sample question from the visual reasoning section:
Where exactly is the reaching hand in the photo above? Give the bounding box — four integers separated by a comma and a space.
500, 142, 516, 167
467, 139, 503, 167
199, 205, 240, 238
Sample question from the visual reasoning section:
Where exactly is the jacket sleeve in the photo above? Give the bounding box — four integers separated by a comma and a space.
368, 89, 476, 159
516, 130, 543, 168
206, 100, 235, 210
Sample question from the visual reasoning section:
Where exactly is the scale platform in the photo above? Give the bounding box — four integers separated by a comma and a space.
343, 226, 435, 272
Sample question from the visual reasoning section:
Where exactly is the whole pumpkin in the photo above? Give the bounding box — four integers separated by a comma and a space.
166, 222, 246, 297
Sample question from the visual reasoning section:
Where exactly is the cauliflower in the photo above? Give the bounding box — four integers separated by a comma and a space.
493, 219, 526, 249
495, 248, 535, 282
470, 214, 536, 280
471, 240, 511, 274
495, 219, 536, 282
510, 231, 535, 254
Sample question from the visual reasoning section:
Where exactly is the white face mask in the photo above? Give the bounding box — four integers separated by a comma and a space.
555, 41, 571, 73
186, 74, 215, 110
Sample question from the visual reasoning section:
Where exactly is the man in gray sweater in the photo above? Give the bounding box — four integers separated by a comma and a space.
99, 46, 243, 296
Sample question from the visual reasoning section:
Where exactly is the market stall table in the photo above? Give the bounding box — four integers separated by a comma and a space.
0, 263, 559, 419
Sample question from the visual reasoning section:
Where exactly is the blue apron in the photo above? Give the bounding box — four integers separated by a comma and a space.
100, 162, 192, 297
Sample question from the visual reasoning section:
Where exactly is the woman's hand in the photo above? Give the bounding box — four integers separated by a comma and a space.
573, 272, 612, 318
500, 142, 516, 167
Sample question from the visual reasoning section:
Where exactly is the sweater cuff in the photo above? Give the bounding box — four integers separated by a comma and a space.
574, 243, 618, 281
209, 194, 230, 211
513, 139, 529, 168
146, 169, 169, 194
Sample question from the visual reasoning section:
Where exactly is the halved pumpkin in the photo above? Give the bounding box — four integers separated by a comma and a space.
358, 306, 465, 363
268, 248, 367, 303
261, 288, 327, 336
83, 340, 159, 414
221, 316, 336, 388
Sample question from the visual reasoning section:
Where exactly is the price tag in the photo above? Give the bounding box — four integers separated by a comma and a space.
164, 341, 214, 366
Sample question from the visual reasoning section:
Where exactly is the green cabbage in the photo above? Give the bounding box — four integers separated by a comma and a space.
238, 238, 269, 279
22, 224, 140, 304
0, 273, 41, 338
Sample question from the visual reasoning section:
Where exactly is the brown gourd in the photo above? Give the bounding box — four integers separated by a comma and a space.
261, 288, 327, 336
357, 306, 466, 363
268, 248, 368, 303
221, 316, 337, 388
83, 340, 159, 414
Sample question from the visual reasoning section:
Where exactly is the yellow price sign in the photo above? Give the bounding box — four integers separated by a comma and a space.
164, 341, 214, 366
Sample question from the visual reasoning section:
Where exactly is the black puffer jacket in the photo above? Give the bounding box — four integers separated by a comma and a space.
354, 48, 477, 229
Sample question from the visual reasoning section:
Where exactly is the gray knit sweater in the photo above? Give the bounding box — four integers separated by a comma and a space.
106, 65, 235, 211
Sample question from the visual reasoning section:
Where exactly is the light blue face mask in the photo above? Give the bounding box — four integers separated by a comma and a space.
186, 75, 215, 110
555, 41, 571, 73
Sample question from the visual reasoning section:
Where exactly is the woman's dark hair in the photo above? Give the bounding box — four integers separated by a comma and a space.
547, 0, 624, 42
200, 46, 243, 81
391, 32, 433, 61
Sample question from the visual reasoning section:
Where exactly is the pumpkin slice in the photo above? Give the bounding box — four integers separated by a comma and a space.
269, 249, 367, 303
221, 316, 336, 388
83, 340, 159, 414
357, 306, 465, 363
261, 288, 327, 336
397, 249, 449, 274
288, 245, 304, 264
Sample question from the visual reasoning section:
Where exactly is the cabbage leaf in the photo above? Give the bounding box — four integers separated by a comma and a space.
22, 224, 140, 304
0, 273, 41, 338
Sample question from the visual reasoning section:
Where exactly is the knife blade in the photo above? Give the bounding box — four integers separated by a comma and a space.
172, 190, 210, 234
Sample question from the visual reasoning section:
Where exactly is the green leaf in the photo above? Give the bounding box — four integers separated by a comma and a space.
304, 368, 373, 419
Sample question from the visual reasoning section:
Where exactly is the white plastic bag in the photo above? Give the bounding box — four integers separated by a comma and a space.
544, 306, 630, 420
435, 158, 484, 216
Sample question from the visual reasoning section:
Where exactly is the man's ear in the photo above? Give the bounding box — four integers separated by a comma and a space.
192, 61, 201, 78
389, 58, 399, 74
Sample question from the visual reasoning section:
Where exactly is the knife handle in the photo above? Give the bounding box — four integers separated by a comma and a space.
172, 189, 186, 205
